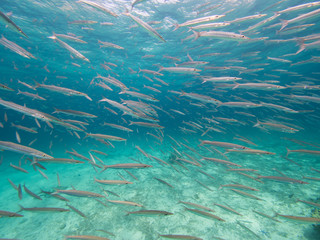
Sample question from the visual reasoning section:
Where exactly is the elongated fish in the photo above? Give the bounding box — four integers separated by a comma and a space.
65, 235, 110, 240
0, 35, 35, 59
0, 210, 23, 217
19, 205, 69, 212
185, 207, 225, 221
56, 189, 105, 198
102, 163, 152, 170
179, 201, 215, 212
193, 30, 249, 41
0, 141, 52, 159
257, 176, 309, 184
159, 235, 202, 240
85, 133, 126, 142
108, 200, 143, 207
123, 11, 166, 42
78, 0, 118, 17
280, 8, 320, 31
126, 210, 173, 215
53, 109, 97, 118
0, 83, 14, 91
23, 184, 42, 200
48, 35, 90, 62
276, 213, 320, 223
36, 83, 92, 101
35, 158, 84, 164
175, 15, 225, 29
94, 178, 132, 185
0, 10, 28, 37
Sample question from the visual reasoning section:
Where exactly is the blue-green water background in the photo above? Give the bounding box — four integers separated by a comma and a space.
0, 0, 320, 239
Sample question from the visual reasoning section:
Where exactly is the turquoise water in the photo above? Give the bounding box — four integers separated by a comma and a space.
1, 0, 320, 239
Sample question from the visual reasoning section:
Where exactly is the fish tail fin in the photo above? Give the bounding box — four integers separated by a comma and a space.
83, 133, 89, 139
279, 20, 289, 31
179, 90, 186, 96
173, 23, 179, 31
18, 204, 24, 212
296, 43, 306, 55
33, 80, 40, 89
232, 83, 239, 89
253, 119, 261, 127
285, 147, 290, 157
192, 30, 200, 40
158, 65, 164, 72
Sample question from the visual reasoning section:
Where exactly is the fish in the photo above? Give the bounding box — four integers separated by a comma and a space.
108, 200, 143, 207
199, 140, 248, 149
296, 199, 320, 209
55, 190, 105, 198
85, 133, 126, 142
276, 213, 320, 223
65, 235, 110, 240
193, 30, 249, 41
0, 83, 14, 91
19, 205, 70, 212
123, 11, 166, 42
0, 35, 35, 59
202, 157, 242, 167
228, 14, 267, 23
18, 184, 23, 200
185, 207, 225, 222
257, 176, 309, 184
225, 149, 276, 155
48, 35, 90, 62
0, 141, 53, 159
154, 177, 174, 188
129, 121, 164, 129
175, 15, 225, 29
98, 40, 124, 49
35, 82, 92, 101
159, 66, 201, 74
53, 109, 97, 118
277, 1, 320, 14
23, 185, 42, 201
253, 210, 281, 222
34, 158, 84, 164
0, 10, 28, 37
0, 210, 23, 217
219, 183, 259, 191
66, 204, 87, 218
94, 178, 133, 185
102, 163, 152, 171
230, 189, 262, 200
126, 210, 173, 216
213, 203, 242, 216
53, 34, 87, 43
159, 235, 202, 240
179, 201, 215, 212
77, 0, 118, 17
286, 148, 320, 156
280, 8, 320, 31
